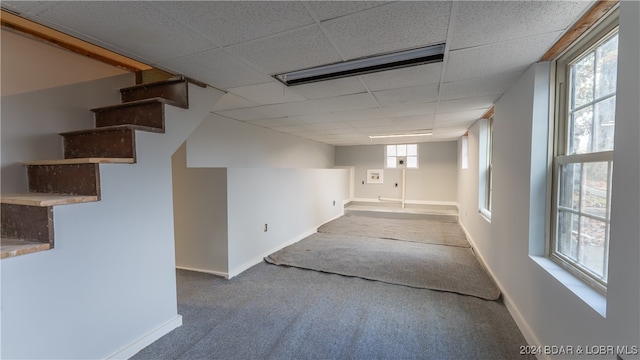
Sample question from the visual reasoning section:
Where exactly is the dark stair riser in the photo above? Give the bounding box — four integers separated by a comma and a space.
120, 79, 188, 109
27, 164, 100, 198
62, 127, 136, 160
1, 204, 53, 245
93, 101, 165, 131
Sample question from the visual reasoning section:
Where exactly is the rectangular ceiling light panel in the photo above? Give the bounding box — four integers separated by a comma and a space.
274, 43, 445, 86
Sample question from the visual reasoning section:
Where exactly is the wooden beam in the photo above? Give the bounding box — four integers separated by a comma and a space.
540, 0, 618, 61
481, 107, 494, 119
1, 10, 151, 72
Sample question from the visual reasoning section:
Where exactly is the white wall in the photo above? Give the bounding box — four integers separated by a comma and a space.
187, 114, 335, 169
179, 112, 348, 278
1, 29, 127, 97
335, 142, 458, 204
457, 3, 639, 357
227, 168, 348, 277
172, 143, 228, 276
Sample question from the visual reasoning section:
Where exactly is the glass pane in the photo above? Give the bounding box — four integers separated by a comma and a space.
579, 217, 607, 277
571, 52, 595, 109
593, 96, 616, 152
569, 105, 593, 154
407, 144, 417, 156
397, 144, 407, 156
387, 145, 396, 156
558, 163, 581, 210
557, 210, 579, 261
595, 34, 618, 99
407, 156, 418, 168
386, 156, 396, 168
581, 161, 609, 218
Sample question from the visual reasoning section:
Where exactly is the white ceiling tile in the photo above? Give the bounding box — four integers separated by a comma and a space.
390, 115, 434, 130
269, 124, 314, 132
432, 126, 469, 139
227, 82, 307, 105
216, 106, 285, 121
308, 121, 357, 130
246, 117, 301, 128
325, 128, 361, 135
362, 63, 443, 92
332, 108, 386, 122
445, 31, 562, 82
229, 26, 342, 74
289, 114, 338, 124
159, 49, 271, 90
373, 85, 439, 107
358, 126, 397, 135
314, 93, 379, 112
346, 118, 394, 128
437, 95, 499, 114
153, 1, 314, 46
211, 93, 260, 112
434, 109, 488, 124
37, 2, 217, 62
2, 1, 53, 14
450, 1, 594, 50
305, 1, 390, 21
381, 102, 438, 118
322, 1, 450, 60
265, 101, 329, 116
440, 72, 522, 101
288, 77, 367, 100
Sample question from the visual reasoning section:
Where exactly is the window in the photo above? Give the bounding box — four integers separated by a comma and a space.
478, 118, 493, 219
461, 135, 469, 170
551, 12, 618, 292
386, 144, 418, 169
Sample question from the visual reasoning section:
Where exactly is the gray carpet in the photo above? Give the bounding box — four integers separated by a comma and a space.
132, 265, 533, 360
265, 233, 500, 301
318, 214, 469, 248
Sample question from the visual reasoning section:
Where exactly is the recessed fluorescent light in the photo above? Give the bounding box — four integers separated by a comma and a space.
369, 132, 432, 139
274, 43, 445, 86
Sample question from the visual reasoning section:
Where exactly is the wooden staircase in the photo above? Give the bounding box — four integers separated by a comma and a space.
0, 76, 191, 259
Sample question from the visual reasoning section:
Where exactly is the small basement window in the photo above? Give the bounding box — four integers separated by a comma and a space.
386, 144, 418, 169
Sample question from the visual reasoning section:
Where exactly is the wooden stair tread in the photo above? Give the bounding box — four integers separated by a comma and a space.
1, 193, 99, 206
61, 124, 164, 135
120, 76, 186, 92
91, 97, 179, 112
21, 158, 135, 165
1, 238, 51, 259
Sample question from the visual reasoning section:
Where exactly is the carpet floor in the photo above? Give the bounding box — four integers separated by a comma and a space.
132, 264, 533, 360
265, 233, 500, 300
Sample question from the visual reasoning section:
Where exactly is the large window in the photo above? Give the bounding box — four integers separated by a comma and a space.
478, 118, 493, 219
386, 144, 418, 168
551, 12, 618, 292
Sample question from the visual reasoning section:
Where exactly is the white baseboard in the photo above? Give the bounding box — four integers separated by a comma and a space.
176, 266, 229, 279
106, 315, 182, 360
351, 198, 458, 207
227, 227, 319, 279
458, 221, 543, 355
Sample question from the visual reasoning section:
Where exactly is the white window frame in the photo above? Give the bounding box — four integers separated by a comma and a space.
478, 118, 493, 220
385, 144, 418, 169
550, 10, 619, 293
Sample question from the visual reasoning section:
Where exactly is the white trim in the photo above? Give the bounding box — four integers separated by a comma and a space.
351, 198, 458, 207
105, 315, 182, 360
175, 266, 229, 279
458, 222, 543, 356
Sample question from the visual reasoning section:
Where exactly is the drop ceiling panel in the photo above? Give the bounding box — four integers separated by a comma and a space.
288, 77, 367, 100
305, 1, 390, 22
321, 1, 451, 60
437, 95, 500, 114
434, 109, 489, 125
266, 101, 329, 117
314, 93, 379, 112
227, 82, 307, 105
373, 85, 439, 107
153, 1, 314, 46
289, 114, 339, 124
246, 117, 302, 128
332, 108, 386, 122
211, 93, 260, 112
381, 103, 438, 118
3, 1, 53, 14
450, 1, 593, 50
36, 2, 217, 63
159, 49, 271, 90
440, 72, 522, 101
445, 31, 562, 83
229, 26, 342, 74
308, 121, 358, 130
361, 63, 443, 92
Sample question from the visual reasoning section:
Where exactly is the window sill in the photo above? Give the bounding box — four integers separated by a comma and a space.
479, 208, 491, 223
530, 256, 606, 317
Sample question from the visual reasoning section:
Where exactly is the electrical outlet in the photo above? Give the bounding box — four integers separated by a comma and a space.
264, 224, 268, 232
